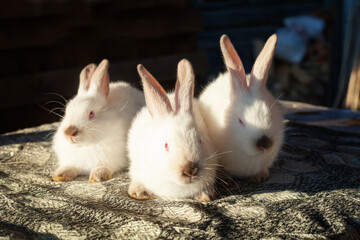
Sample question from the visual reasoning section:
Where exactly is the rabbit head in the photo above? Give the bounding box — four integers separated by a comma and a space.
137, 59, 215, 188
220, 34, 284, 157
59, 59, 113, 145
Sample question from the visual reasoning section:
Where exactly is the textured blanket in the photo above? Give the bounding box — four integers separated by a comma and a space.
1, 106, 360, 239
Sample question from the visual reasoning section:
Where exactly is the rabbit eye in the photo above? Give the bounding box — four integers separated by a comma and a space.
89, 111, 95, 120
199, 139, 202, 144
165, 142, 169, 152
238, 118, 245, 127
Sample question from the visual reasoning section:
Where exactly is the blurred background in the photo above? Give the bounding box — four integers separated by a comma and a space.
0, 0, 359, 133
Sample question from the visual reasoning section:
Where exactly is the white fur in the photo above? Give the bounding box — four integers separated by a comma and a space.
53, 61, 144, 177
127, 60, 217, 200
199, 35, 284, 178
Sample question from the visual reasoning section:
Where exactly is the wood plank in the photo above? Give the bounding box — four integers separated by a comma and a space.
0, 10, 202, 50
91, 0, 190, 16
201, 3, 322, 27
109, 51, 209, 90
0, 0, 90, 19
0, 104, 60, 134
0, 0, 190, 19
0, 34, 197, 76
0, 52, 209, 109
193, 0, 322, 9
197, 26, 278, 50
203, 43, 253, 77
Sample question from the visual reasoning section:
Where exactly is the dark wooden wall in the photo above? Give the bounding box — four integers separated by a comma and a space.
0, 0, 329, 134
194, 0, 330, 107
194, 0, 324, 78
0, 0, 208, 133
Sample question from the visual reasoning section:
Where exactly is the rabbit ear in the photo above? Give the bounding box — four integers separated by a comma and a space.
88, 59, 110, 97
137, 64, 173, 117
174, 59, 194, 114
250, 34, 277, 89
220, 34, 248, 92
78, 63, 97, 95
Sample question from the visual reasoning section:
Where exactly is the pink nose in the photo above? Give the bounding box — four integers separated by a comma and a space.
256, 135, 272, 150
182, 162, 199, 177
64, 126, 79, 137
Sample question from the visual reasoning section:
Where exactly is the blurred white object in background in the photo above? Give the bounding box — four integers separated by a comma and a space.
275, 15, 325, 63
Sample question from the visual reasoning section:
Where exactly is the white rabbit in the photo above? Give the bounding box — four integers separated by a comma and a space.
199, 34, 284, 182
127, 59, 218, 202
52, 59, 145, 183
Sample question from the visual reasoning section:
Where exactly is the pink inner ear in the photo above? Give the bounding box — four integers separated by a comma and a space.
165, 142, 169, 152
174, 79, 181, 113
79, 63, 97, 94
138, 64, 173, 116
102, 73, 109, 97
221, 35, 247, 89
84, 68, 92, 90
87, 59, 110, 97
174, 59, 194, 114
250, 34, 277, 88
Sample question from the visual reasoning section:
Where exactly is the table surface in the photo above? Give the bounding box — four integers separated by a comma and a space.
1, 102, 359, 239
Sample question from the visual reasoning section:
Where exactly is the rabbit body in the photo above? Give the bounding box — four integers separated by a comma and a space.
127, 60, 217, 201
52, 60, 144, 182
199, 35, 284, 181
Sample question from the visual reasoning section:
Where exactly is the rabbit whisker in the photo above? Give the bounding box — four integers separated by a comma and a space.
216, 171, 241, 193
201, 150, 232, 163
43, 130, 56, 141
214, 175, 228, 186
280, 127, 290, 134
207, 163, 228, 168
270, 91, 287, 110
198, 176, 219, 197
46, 92, 68, 103
49, 107, 65, 115
201, 175, 223, 199
38, 102, 64, 119
214, 176, 234, 196
119, 101, 129, 112
43, 100, 66, 108
210, 150, 232, 159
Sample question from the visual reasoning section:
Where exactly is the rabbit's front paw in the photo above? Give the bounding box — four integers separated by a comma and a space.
194, 190, 216, 202
128, 181, 153, 200
88, 166, 111, 183
52, 166, 78, 182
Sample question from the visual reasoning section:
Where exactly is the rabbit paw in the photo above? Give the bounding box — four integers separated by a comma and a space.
88, 167, 111, 183
248, 170, 269, 183
194, 190, 215, 202
52, 166, 78, 182
128, 181, 153, 200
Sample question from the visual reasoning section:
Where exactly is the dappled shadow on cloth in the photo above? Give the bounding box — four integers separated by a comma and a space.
0, 130, 55, 146
0, 120, 359, 239
214, 121, 360, 196
0, 221, 60, 240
